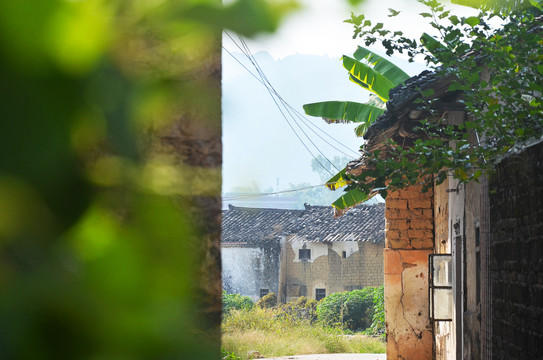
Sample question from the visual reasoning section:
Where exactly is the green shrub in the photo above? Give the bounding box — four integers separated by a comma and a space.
256, 292, 277, 308
316, 287, 377, 331
279, 296, 317, 322
223, 292, 254, 317
364, 285, 385, 338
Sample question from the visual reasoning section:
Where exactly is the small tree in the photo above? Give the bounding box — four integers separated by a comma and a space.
330, 0, 543, 208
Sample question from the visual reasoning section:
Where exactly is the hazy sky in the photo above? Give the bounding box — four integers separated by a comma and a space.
222, 0, 476, 194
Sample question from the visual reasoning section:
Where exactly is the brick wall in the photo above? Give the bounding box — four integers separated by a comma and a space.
384, 185, 434, 360
386, 185, 434, 250
283, 241, 384, 301
489, 140, 543, 360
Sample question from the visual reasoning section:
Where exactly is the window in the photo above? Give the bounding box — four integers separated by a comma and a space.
299, 249, 311, 260
342, 251, 347, 258
315, 288, 326, 301
429, 254, 453, 321
475, 226, 481, 306
260, 288, 269, 298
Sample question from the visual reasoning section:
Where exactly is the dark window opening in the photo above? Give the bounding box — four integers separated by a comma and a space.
260, 288, 269, 298
299, 249, 311, 260
315, 288, 326, 301
342, 251, 347, 258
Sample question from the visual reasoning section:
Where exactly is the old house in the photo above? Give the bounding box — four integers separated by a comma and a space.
221, 203, 385, 303
346, 68, 543, 360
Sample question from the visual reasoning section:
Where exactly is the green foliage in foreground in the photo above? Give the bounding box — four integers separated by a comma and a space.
340, 1, 543, 201
222, 304, 385, 359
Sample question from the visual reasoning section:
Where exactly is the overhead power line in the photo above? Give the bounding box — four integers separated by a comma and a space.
223, 32, 361, 176
222, 180, 348, 201
222, 45, 359, 160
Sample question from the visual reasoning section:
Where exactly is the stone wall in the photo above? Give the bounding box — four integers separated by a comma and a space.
283, 240, 384, 302
489, 140, 543, 360
384, 185, 434, 360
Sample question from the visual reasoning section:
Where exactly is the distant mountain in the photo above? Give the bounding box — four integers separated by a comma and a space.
222, 51, 366, 195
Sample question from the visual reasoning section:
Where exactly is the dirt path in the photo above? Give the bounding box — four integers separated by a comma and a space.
263, 354, 386, 360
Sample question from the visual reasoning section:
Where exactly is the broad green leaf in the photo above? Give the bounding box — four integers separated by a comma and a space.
303, 101, 384, 129
420, 33, 449, 61
325, 168, 352, 190
342, 55, 397, 101
464, 16, 480, 27
352, 47, 410, 85
331, 188, 368, 211
349, 73, 370, 90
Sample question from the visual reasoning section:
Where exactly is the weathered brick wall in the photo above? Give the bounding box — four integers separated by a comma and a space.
284, 241, 384, 301
384, 185, 434, 360
386, 185, 434, 250
489, 140, 543, 360
328, 242, 384, 287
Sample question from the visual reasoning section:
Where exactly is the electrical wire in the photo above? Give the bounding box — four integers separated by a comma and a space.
223, 32, 361, 174
234, 34, 351, 170
221, 180, 350, 201
223, 45, 359, 160
223, 32, 360, 160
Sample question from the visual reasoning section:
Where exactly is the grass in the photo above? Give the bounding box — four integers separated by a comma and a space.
222, 307, 385, 360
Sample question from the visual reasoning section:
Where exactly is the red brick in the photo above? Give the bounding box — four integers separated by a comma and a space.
397, 188, 423, 199
386, 229, 401, 240
409, 237, 434, 249
410, 219, 434, 230
386, 219, 409, 231
408, 229, 433, 239
387, 208, 412, 220
386, 199, 408, 210
387, 238, 411, 249
408, 198, 432, 209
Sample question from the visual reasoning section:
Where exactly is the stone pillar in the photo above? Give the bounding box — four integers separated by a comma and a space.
384, 185, 434, 359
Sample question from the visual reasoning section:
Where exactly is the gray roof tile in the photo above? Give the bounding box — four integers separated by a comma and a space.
222, 203, 384, 244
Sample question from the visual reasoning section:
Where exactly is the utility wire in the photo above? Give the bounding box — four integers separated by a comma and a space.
224, 32, 360, 173
234, 35, 348, 171
222, 180, 349, 201
233, 35, 360, 159
223, 45, 359, 160
223, 33, 360, 159
230, 36, 335, 175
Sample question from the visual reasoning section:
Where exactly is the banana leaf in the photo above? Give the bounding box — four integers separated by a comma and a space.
303, 101, 384, 125
342, 55, 397, 102
325, 167, 352, 190
353, 47, 410, 85
331, 188, 369, 211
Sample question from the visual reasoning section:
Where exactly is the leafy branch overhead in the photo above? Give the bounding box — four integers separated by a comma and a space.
333, 0, 543, 212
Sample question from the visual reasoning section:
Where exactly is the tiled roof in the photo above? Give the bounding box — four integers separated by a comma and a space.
346, 70, 459, 177
221, 205, 303, 243
221, 203, 385, 244
362, 70, 457, 152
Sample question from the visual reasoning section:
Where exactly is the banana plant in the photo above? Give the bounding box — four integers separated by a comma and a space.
303, 47, 409, 213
